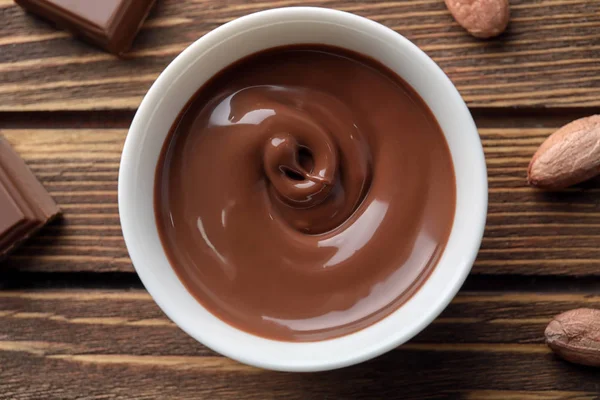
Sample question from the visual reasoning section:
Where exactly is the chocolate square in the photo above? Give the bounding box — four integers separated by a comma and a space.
14, 0, 156, 55
0, 137, 60, 259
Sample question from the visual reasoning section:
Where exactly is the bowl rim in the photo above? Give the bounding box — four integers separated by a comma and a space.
118, 6, 488, 372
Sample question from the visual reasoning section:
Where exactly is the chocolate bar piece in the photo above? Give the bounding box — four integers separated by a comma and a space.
14, 0, 156, 55
0, 137, 60, 260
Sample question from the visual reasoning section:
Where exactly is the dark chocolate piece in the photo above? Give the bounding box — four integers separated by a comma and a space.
14, 0, 156, 55
0, 136, 60, 259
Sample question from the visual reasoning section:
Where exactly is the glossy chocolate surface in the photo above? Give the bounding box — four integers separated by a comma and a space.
155, 45, 456, 341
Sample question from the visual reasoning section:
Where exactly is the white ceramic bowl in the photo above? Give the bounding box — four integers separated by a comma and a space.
118, 7, 487, 372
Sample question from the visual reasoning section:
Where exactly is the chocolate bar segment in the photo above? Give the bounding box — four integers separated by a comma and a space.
14, 0, 156, 55
0, 137, 60, 259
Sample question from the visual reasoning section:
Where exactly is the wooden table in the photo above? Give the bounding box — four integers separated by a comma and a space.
2, 0, 600, 398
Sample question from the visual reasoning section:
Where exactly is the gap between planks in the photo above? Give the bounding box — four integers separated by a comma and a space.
0, 311, 554, 327
0, 339, 551, 360
2, 107, 600, 130
1, 288, 599, 302
4, 269, 600, 294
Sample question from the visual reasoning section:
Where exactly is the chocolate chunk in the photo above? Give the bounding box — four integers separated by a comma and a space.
14, 0, 156, 55
0, 136, 60, 260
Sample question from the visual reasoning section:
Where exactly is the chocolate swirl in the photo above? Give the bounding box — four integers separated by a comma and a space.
155, 46, 456, 341
225, 85, 372, 234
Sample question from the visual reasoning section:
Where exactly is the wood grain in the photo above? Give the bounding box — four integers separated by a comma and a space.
0, 289, 598, 399
1, 0, 600, 111
4, 125, 600, 275
2, 1, 600, 398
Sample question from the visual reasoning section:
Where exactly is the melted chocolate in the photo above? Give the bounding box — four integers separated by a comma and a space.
155, 45, 456, 342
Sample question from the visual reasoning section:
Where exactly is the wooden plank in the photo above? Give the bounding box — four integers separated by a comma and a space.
1, 0, 600, 111
3, 125, 600, 275
2, 290, 600, 347
0, 289, 598, 399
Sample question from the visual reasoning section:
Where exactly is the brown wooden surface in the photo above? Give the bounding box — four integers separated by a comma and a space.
2, 0, 600, 110
2, 0, 600, 399
1, 290, 600, 399
5, 122, 600, 276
